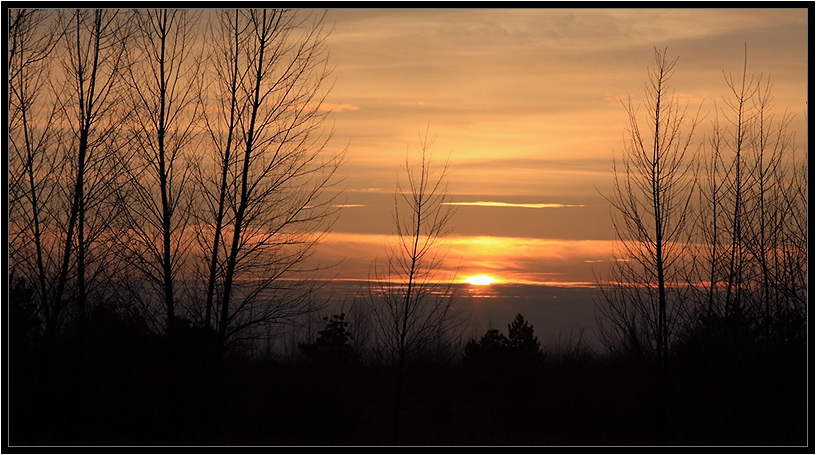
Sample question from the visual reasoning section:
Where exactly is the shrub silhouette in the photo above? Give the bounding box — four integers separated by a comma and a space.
463, 314, 544, 382
506, 313, 543, 363
463, 328, 510, 378
299, 313, 355, 365
8, 272, 40, 352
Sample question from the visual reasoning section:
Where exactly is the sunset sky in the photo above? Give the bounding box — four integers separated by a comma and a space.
309, 7, 809, 288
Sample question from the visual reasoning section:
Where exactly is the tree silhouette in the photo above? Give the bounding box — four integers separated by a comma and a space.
507, 313, 542, 361
463, 314, 543, 380
299, 313, 355, 365
7, 8, 342, 350
51, 9, 131, 350
464, 328, 508, 362
463, 328, 509, 383
8, 271, 40, 352
596, 47, 701, 365
690, 47, 805, 345
193, 9, 341, 349
366, 127, 464, 444
8, 9, 63, 346
116, 9, 202, 331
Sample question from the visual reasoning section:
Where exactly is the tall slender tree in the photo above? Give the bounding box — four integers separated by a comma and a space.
366, 128, 464, 444
48, 9, 130, 343
692, 48, 804, 341
718, 50, 759, 318
117, 9, 202, 330
195, 9, 341, 348
8, 9, 63, 344
596, 48, 700, 365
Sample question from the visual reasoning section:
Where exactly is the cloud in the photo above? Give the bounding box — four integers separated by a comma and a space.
332, 204, 365, 208
307, 232, 617, 285
443, 201, 584, 209
399, 101, 433, 107
324, 103, 360, 113
292, 102, 359, 113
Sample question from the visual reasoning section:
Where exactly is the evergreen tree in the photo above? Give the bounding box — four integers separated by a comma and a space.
299, 313, 355, 364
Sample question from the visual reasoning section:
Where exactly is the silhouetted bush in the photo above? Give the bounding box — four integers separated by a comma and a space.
299, 313, 356, 366
8, 272, 40, 353
462, 328, 509, 380
463, 314, 544, 382
667, 308, 807, 445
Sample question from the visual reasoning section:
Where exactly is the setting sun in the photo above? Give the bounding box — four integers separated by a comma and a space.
465, 274, 499, 286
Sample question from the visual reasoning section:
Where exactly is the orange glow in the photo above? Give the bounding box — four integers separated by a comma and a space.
443, 201, 584, 209
303, 232, 618, 286
465, 274, 499, 286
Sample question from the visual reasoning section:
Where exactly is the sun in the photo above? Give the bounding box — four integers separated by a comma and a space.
465, 274, 499, 286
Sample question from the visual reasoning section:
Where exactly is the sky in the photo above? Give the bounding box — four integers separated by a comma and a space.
307, 7, 809, 290
10, 8, 808, 347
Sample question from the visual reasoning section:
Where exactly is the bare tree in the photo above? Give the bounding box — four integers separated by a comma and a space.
365, 128, 464, 444
8, 9, 129, 344
692, 102, 731, 321
777, 145, 807, 322
692, 49, 804, 340
742, 77, 795, 328
717, 51, 759, 317
194, 9, 341, 348
8, 9, 63, 343
596, 48, 701, 365
50, 9, 132, 347
52, 9, 131, 334
116, 9, 202, 331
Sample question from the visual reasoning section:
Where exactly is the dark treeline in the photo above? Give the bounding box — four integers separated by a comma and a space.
9, 292, 806, 445
593, 47, 807, 447
7, 9, 808, 447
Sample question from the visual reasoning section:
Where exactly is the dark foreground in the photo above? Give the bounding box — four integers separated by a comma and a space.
8, 305, 807, 448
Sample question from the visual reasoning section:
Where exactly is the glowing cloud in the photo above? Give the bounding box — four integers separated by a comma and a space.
442, 201, 584, 209
308, 232, 618, 286
324, 103, 359, 112
465, 274, 499, 286
293, 102, 359, 113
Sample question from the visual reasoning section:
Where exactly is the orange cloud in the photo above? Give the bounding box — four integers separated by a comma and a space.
292, 102, 359, 113
323, 102, 359, 112
308, 232, 614, 286
443, 201, 584, 209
